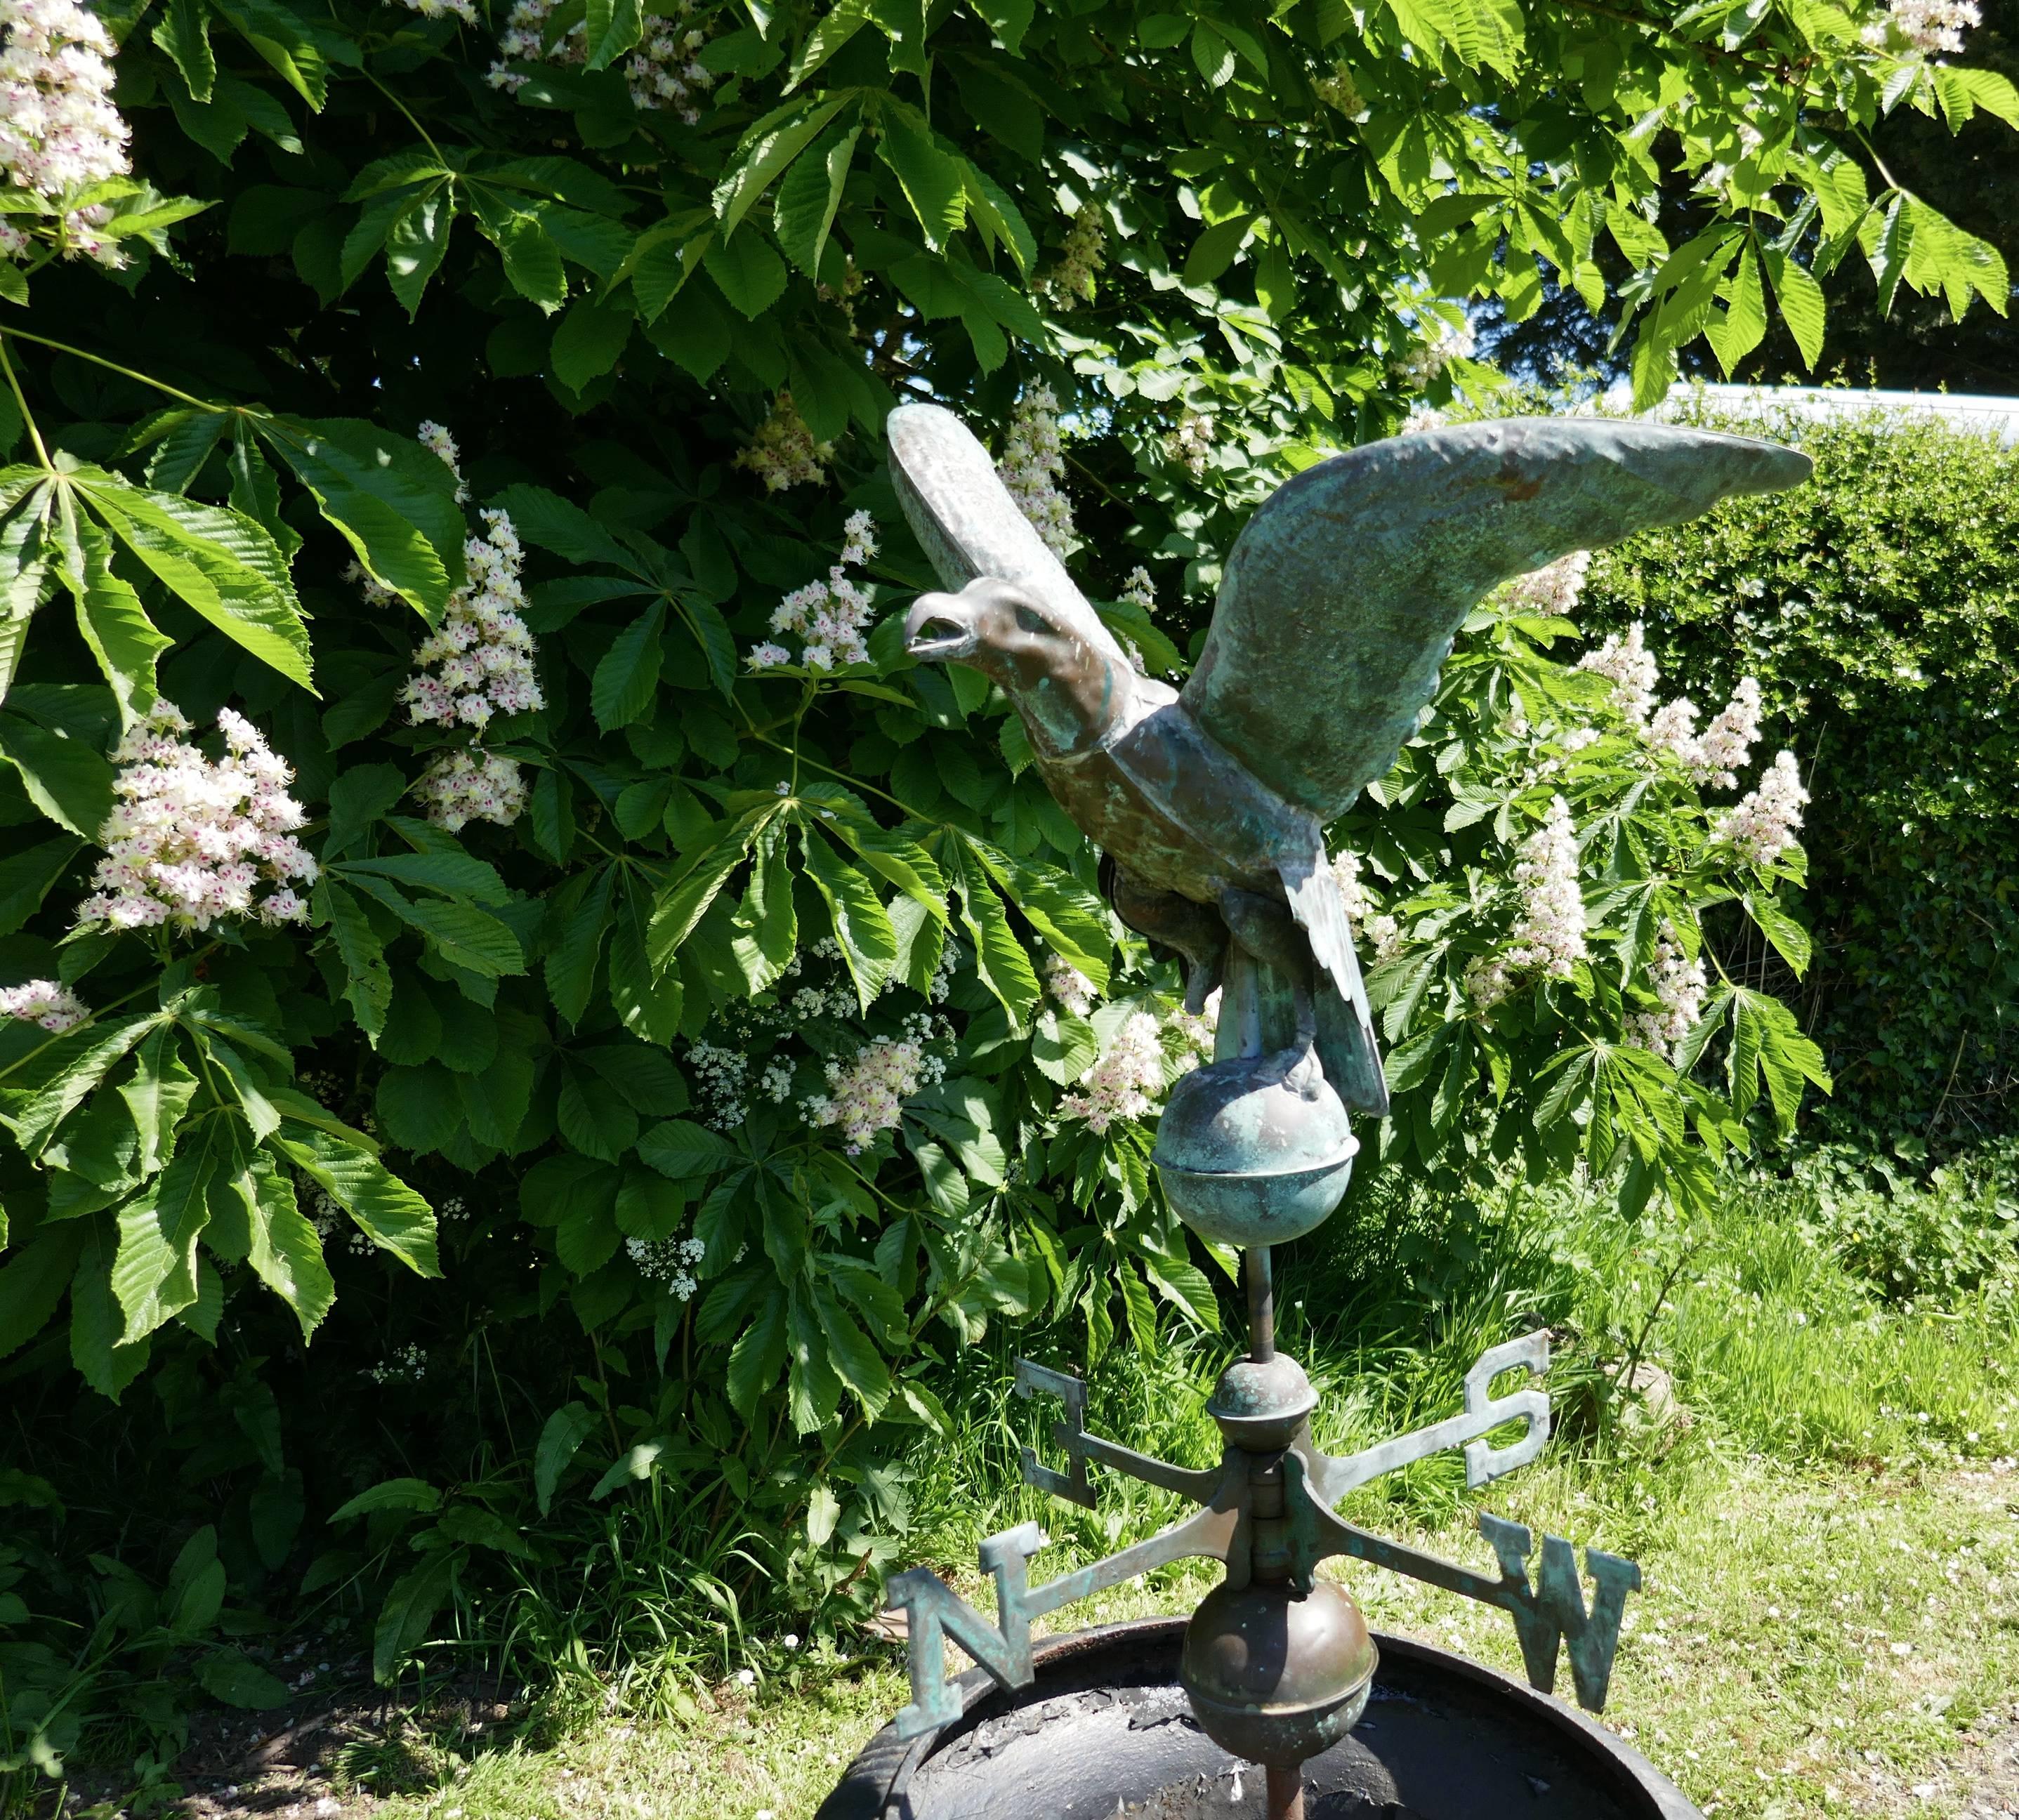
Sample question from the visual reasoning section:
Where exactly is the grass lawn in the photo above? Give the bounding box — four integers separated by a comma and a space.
327, 1174, 2019, 1820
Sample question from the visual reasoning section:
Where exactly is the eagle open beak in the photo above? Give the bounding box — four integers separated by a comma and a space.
904, 591, 980, 662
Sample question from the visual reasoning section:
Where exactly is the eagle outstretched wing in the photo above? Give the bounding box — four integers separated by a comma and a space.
1183, 417, 1814, 824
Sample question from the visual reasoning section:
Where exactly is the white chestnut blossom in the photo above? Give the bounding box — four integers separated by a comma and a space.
1120, 567, 1157, 612
805, 1014, 946, 1154
1037, 204, 1104, 312
400, 510, 543, 730
1166, 989, 1219, 1063
388, 0, 479, 25
414, 749, 528, 833
1060, 1012, 1164, 1133
0, 0, 130, 268
1865, 0, 1978, 53
1044, 950, 1097, 1020
1683, 675, 1762, 788
1578, 620, 1763, 788
74, 701, 317, 934
1331, 849, 1402, 963
416, 419, 471, 501
735, 390, 831, 494
1164, 412, 1214, 477
747, 511, 877, 671
1393, 317, 1476, 388
1577, 621, 1659, 728
998, 385, 1074, 557
1503, 550, 1591, 617
0, 977, 86, 1030
1722, 750, 1808, 866
1625, 922, 1707, 1063
1470, 796, 1586, 1008
489, 0, 715, 117
1508, 796, 1586, 976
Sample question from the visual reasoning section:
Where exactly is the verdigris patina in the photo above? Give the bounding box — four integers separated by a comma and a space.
893, 407, 1811, 1126
877, 405, 1811, 1820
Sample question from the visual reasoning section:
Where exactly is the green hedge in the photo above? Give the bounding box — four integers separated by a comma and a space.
1585, 399, 2019, 1147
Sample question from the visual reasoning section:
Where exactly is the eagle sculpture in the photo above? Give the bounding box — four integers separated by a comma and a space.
893, 407, 1810, 1119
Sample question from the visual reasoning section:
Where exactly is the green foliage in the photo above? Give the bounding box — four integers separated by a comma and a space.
1792, 1140, 2019, 1305
0, 0, 1993, 1787
1583, 400, 2019, 1145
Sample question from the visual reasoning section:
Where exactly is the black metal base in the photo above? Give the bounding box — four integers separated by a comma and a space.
820, 1618, 1700, 1820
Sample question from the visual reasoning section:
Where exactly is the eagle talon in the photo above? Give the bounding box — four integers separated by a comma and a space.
1261, 1042, 1324, 1099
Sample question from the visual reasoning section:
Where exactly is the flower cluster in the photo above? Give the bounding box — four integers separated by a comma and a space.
1059, 1013, 1165, 1132
1167, 989, 1220, 1063
414, 749, 528, 833
629, 1234, 706, 1300
1503, 550, 1591, 617
747, 510, 878, 671
1331, 850, 1403, 964
690, 1039, 751, 1130
1164, 412, 1214, 477
1470, 796, 1586, 1008
303, 1179, 343, 1239
75, 703, 316, 934
1865, 0, 1978, 53
1312, 62, 1364, 115
1507, 796, 1587, 976
735, 390, 831, 494
805, 1014, 947, 1153
998, 385, 1074, 558
1120, 567, 1157, 612
622, 1, 716, 119
389, 0, 479, 27
1723, 750, 1808, 866
0, 977, 86, 1031
1044, 951, 1097, 1020
0, 0, 130, 268
1037, 204, 1104, 312
416, 419, 470, 501
1625, 923, 1708, 1063
1645, 675, 1763, 787
1577, 621, 1766, 791
489, 0, 715, 116
1577, 621, 1659, 727
1393, 317, 1476, 388
400, 511, 542, 730
363, 1343, 427, 1385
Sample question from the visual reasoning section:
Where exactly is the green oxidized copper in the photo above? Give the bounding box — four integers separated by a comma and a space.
880, 404, 1810, 1813
893, 404, 1813, 1165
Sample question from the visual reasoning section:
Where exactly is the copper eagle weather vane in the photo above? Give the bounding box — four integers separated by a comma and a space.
876, 403, 1810, 1819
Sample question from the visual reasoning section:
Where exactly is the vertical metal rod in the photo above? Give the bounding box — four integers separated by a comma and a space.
1265, 1764, 1305, 1820
1246, 1246, 1274, 1363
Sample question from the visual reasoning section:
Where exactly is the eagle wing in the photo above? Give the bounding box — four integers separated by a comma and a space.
1182, 417, 1813, 823
1279, 835, 1389, 1116
886, 402, 1131, 671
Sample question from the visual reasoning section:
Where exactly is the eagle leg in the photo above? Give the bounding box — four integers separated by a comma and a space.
1216, 885, 1322, 1094
1099, 856, 1228, 1013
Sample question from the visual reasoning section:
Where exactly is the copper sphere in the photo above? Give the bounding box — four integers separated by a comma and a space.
1180, 1578, 1378, 1769
1152, 1054, 1358, 1249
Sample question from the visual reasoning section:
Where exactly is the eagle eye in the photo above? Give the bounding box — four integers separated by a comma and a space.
1013, 604, 1046, 635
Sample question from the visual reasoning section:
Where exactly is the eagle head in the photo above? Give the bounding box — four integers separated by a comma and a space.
904, 576, 1129, 756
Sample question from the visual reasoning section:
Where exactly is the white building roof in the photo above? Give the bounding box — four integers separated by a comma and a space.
1604, 380, 2019, 444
